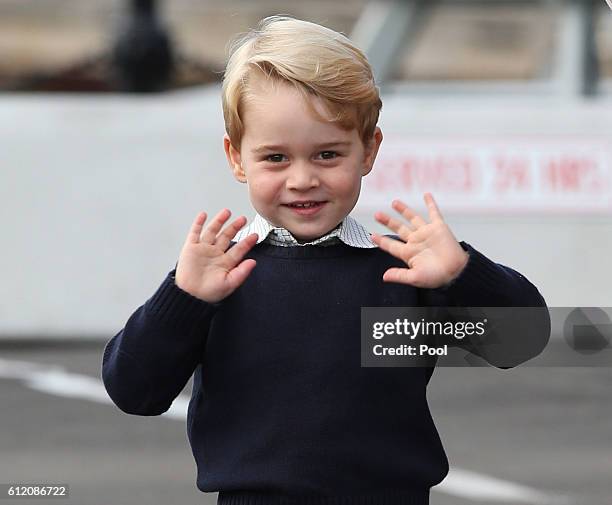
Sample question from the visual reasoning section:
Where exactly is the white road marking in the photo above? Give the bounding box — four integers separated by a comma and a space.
0, 358, 572, 503
437, 468, 572, 504
0, 357, 188, 420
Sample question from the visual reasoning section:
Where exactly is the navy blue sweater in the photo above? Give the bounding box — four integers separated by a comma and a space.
102, 240, 549, 505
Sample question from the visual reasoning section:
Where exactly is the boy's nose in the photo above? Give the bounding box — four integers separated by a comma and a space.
286, 164, 320, 191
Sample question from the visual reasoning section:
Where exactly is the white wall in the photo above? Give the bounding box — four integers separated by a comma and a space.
1, 86, 610, 339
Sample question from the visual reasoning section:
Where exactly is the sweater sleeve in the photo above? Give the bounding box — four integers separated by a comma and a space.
419, 242, 551, 369
101, 267, 218, 416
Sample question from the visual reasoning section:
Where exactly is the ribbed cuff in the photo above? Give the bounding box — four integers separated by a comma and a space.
145, 269, 219, 330
434, 241, 513, 302
217, 489, 429, 505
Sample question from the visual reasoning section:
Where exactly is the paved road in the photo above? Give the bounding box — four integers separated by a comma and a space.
0, 342, 610, 505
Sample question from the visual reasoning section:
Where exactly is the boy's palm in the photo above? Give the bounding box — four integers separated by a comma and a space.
371, 193, 469, 289
175, 209, 258, 303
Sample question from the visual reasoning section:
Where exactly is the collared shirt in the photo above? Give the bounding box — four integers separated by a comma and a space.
233, 213, 377, 248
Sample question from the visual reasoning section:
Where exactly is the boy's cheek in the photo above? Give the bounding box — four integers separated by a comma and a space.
250, 178, 276, 195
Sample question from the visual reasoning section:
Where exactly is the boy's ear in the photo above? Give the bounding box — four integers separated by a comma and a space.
223, 133, 247, 183
361, 126, 383, 177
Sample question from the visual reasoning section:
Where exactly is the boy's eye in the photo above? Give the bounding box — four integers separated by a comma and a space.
318, 151, 338, 160
266, 154, 287, 163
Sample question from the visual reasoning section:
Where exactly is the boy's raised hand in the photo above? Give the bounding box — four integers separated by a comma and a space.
371, 193, 469, 289
174, 209, 258, 303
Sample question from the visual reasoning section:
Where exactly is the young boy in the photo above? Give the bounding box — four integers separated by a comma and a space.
102, 15, 549, 505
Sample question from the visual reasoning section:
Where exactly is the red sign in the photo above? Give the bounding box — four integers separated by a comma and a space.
361, 136, 612, 214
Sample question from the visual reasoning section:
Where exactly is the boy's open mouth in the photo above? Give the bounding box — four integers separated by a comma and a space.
283, 201, 327, 215
285, 201, 325, 208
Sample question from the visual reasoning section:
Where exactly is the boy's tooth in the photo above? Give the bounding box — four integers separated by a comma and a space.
289, 202, 322, 208
293, 202, 317, 207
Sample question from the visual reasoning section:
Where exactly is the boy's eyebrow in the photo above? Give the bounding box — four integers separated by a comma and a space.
251, 141, 352, 153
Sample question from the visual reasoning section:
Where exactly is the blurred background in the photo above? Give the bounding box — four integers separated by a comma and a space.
1, 1, 611, 504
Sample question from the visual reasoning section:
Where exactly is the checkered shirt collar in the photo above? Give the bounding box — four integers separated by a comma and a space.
233, 213, 377, 248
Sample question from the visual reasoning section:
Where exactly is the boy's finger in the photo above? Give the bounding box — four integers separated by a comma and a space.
392, 200, 427, 228
382, 267, 421, 286
201, 208, 231, 244
424, 193, 444, 222
188, 211, 207, 244
374, 212, 413, 242
226, 259, 257, 291
215, 216, 248, 251
224, 233, 259, 266
371, 233, 418, 261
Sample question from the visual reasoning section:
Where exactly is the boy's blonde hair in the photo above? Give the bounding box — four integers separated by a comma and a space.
222, 15, 382, 149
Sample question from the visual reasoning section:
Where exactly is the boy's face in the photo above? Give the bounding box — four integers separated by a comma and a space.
224, 75, 383, 242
